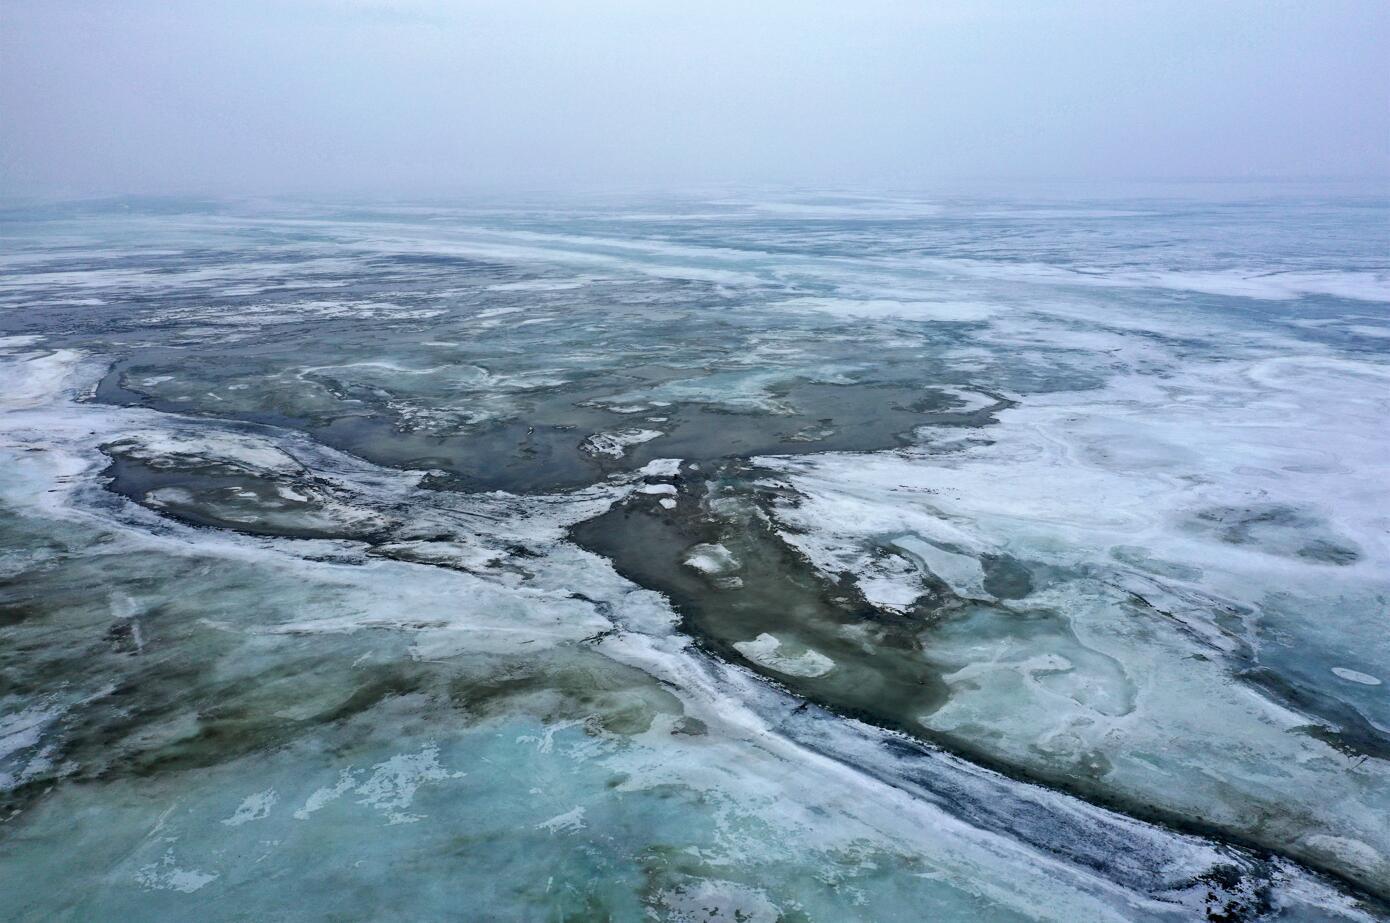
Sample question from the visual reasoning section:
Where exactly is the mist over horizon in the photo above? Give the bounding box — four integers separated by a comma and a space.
3, 0, 1388, 198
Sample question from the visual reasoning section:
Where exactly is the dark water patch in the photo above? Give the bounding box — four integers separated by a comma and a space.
571, 462, 955, 733
980, 553, 1036, 599
1296, 539, 1361, 565
98, 355, 1002, 492
1187, 503, 1361, 565
99, 452, 393, 541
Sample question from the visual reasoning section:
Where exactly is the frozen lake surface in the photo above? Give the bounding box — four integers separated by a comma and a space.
1, 188, 1387, 920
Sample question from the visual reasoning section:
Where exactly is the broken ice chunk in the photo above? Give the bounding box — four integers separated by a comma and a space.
580, 429, 663, 459
733, 633, 835, 678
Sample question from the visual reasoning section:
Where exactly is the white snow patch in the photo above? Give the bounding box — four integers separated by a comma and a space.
222, 789, 278, 826
536, 806, 586, 834
136, 852, 218, 893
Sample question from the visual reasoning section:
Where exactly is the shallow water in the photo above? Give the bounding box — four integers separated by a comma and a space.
1, 189, 1387, 920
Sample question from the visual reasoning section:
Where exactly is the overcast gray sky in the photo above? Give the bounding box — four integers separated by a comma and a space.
2, 0, 1388, 195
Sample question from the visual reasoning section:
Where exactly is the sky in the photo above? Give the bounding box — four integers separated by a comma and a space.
2, 0, 1388, 195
